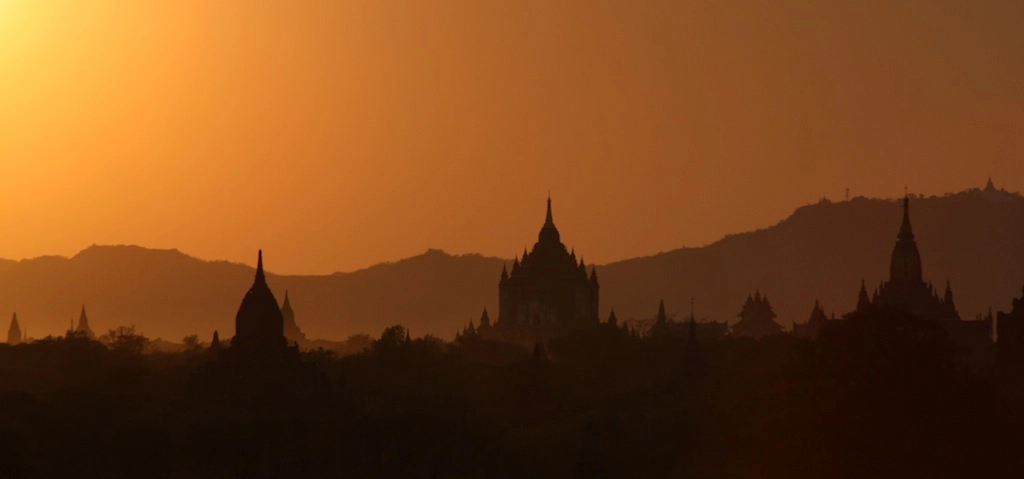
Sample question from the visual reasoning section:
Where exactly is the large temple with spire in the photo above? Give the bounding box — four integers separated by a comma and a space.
866, 195, 961, 321
856, 195, 992, 357
231, 250, 288, 355
481, 197, 600, 344
184, 250, 330, 426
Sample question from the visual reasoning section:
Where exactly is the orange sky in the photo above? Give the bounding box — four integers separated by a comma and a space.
1, 1, 1021, 274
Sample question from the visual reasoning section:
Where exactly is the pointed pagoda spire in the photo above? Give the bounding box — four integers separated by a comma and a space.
898, 194, 915, 241
857, 279, 871, 311
479, 308, 491, 328
280, 289, 306, 343
809, 300, 828, 323
943, 280, 955, 308
76, 305, 94, 337
538, 195, 561, 243
607, 308, 618, 327
233, 250, 286, 353
656, 299, 667, 324
255, 249, 266, 284
985, 177, 996, 191
545, 194, 553, 225
210, 330, 221, 350
890, 194, 923, 283
7, 312, 22, 345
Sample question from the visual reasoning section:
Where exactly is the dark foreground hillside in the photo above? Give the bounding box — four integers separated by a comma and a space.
1, 310, 1021, 478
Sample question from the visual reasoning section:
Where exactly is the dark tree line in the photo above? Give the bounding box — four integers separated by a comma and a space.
0, 309, 1021, 478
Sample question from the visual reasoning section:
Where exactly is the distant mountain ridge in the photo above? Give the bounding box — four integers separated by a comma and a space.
1, 186, 1021, 342
600, 185, 1024, 331
0, 246, 505, 342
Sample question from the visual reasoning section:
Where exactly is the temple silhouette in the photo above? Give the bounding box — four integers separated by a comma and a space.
3, 196, 1024, 477
280, 290, 308, 346
184, 250, 325, 415
479, 197, 600, 345
68, 305, 95, 339
866, 195, 961, 321
792, 300, 834, 339
731, 291, 783, 339
853, 195, 993, 360
230, 250, 288, 354
7, 312, 21, 345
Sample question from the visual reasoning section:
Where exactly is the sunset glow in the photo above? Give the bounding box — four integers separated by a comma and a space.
2, 3, 1024, 477
2, 1, 1022, 274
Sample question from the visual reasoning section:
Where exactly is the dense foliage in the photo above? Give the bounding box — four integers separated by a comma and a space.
0, 309, 1020, 478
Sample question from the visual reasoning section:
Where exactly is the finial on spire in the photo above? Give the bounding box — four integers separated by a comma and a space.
537, 194, 561, 243
898, 193, 915, 241
545, 194, 553, 225
255, 250, 266, 284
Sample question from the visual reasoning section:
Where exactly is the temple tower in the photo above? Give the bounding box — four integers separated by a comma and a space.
232, 250, 286, 354
76, 305, 95, 338
889, 195, 923, 284
495, 197, 600, 338
873, 195, 960, 322
7, 313, 21, 345
280, 291, 307, 344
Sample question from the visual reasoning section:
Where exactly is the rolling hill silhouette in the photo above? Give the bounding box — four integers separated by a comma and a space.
0, 186, 1021, 343
600, 186, 1024, 331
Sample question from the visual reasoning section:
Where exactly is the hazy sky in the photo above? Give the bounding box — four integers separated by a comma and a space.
1, 1, 1021, 274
